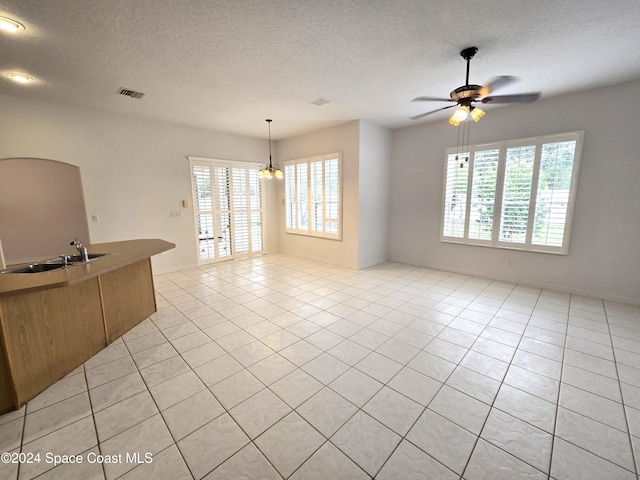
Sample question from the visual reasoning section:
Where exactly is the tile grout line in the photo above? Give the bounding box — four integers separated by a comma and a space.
120, 286, 198, 480
381, 278, 498, 480
83, 364, 108, 480
159, 274, 289, 480
196, 265, 544, 478
359, 271, 495, 478
235, 268, 476, 479
458, 283, 544, 479
16, 402, 26, 480
603, 300, 640, 480
547, 297, 640, 478
546, 292, 572, 480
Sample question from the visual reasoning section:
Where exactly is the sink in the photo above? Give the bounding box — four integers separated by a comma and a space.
52, 252, 112, 264
1, 263, 66, 274
1, 252, 114, 274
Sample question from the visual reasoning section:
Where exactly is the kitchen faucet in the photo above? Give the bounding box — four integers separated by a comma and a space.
70, 239, 89, 262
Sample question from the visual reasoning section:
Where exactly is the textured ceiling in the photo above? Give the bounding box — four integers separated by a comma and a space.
1, 0, 639, 140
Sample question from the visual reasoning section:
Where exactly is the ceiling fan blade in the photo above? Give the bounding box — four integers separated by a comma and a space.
410, 104, 457, 120
477, 76, 517, 97
482, 92, 541, 104
411, 96, 455, 103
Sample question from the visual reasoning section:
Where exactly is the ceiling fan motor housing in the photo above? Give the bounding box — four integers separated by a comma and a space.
450, 85, 482, 102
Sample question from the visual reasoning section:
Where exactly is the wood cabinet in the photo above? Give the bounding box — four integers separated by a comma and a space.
0, 279, 106, 407
100, 258, 156, 343
0, 333, 15, 412
0, 239, 174, 414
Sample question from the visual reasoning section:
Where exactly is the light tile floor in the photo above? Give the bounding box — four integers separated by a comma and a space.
1, 254, 640, 479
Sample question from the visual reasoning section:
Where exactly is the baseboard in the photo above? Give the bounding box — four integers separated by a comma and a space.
152, 262, 199, 275
277, 249, 359, 270
389, 255, 640, 307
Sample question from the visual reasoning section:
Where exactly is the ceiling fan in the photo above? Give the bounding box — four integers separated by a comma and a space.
411, 47, 541, 125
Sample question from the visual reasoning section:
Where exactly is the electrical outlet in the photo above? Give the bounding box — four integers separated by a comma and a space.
507, 259, 513, 267
91, 214, 100, 222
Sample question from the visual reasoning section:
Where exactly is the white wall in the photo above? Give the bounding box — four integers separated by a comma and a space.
276, 121, 361, 268
358, 120, 391, 269
4, 79, 637, 303
389, 80, 640, 304
0, 94, 279, 274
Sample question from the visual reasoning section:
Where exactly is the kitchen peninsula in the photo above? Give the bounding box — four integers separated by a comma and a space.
0, 238, 174, 413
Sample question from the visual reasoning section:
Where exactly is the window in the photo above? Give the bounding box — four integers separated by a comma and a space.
285, 153, 342, 239
441, 131, 583, 254
190, 157, 264, 264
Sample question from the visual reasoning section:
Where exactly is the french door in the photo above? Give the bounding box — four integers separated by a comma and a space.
190, 157, 264, 264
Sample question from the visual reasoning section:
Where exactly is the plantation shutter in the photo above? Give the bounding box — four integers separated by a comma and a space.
440, 131, 582, 254
442, 152, 470, 239
468, 148, 499, 242
324, 158, 340, 235
285, 164, 297, 230
296, 163, 308, 231
310, 160, 323, 233
248, 169, 264, 253
214, 165, 232, 259
532, 140, 578, 248
499, 145, 536, 245
190, 158, 264, 264
284, 153, 342, 239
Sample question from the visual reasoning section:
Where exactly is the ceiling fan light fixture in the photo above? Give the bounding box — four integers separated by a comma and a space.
451, 106, 469, 123
448, 115, 461, 127
470, 106, 485, 122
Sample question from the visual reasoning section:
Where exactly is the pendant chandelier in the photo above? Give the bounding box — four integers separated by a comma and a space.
258, 119, 283, 179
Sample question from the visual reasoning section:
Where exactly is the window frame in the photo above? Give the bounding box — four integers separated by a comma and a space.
284, 152, 343, 240
440, 131, 583, 255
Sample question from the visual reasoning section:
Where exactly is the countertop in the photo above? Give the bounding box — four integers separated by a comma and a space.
0, 239, 175, 296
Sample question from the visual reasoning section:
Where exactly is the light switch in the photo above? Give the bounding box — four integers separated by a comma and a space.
182, 199, 189, 208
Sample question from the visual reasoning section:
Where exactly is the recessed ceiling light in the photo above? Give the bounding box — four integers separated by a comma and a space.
6, 73, 33, 83
0, 16, 25, 32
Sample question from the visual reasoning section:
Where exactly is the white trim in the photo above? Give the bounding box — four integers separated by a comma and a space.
188, 156, 261, 170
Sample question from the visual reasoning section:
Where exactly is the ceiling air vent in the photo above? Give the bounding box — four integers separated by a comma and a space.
118, 88, 145, 99
310, 98, 330, 106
